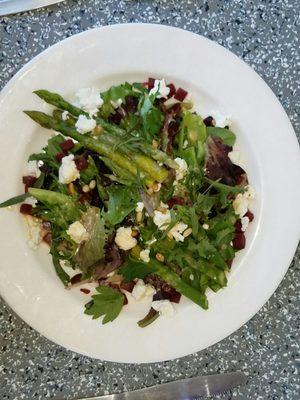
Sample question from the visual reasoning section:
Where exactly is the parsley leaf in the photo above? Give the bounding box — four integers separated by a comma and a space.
84, 286, 124, 324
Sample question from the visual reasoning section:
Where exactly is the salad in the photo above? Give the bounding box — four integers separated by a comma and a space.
0, 78, 254, 327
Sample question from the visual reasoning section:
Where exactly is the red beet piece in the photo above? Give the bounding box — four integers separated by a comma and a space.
168, 102, 182, 117
234, 220, 242, 233
23, 175, 37, 192
70, 273, 82, 285
167, 83, 176, 98
120, 281, 135, 293
174, 87, 188, 101
245, 210, 254, 222
232, 232, 246, 250
60, 139, 74, 151
43, 232, 52, 246
166, 196, 186, 209
20, 204, 33, 215
75, 156, 88, 171
203, 116, 214, 127
80, 288, 90, 294
227, 259, 233, 268
148, 77, 155, 89
55, 151, 67, 162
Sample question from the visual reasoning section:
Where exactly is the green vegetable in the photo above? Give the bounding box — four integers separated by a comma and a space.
206, 127, 236, 146
0, 193, 30, 208
104, 185, 139, 226
138, 308, 159, 328
139, 92, 164, 139
180, 110, 207, 147
52, 255, 70, 286
84, 285, 124, 324
119, 258, 156, 283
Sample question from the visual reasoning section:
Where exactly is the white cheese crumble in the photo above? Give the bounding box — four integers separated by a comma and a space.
149, 79, 170, 99
140, 249, 150, 263
110, 98, 122, 109
169, 222, 188, 242
131, 279, 156, 301
75, 115, 96, 134
24, 215, 42, 249
183, 139, 189, 149
24, 196, 38, 208
228, 150, 241, 166
211, 110, 232, 128
61, 110, 69, 121
75, 87, 103, 116
135, 201, 144, 213
153, 202, 171, 231
58, 154, 80, 184
67, 221, 89, 244
241, 216, 250, 232
202, 223, 209, 230
233, 185, 255, 218
115, 226, 137, 251
152, 299, 175, 317
174, 157, 188, 182
27, 160, 41, 178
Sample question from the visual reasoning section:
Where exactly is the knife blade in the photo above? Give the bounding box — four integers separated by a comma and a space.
76, 372, 247, 400
0, 0, 64, 16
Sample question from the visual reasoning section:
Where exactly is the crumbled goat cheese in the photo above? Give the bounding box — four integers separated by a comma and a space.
153, 203, 171, 231
110, 98, 122, 109
174, 157, 188, 182
228, 150, 241, 166
115, 226, 137, 251
25, 215, 42, 249
75, 87, 103, 116
24, 196, 38, 208
139, 249, 150, 263
58, 154, 80, 184
61, 111, 69, 121
67, 221, 89, 244
169, 222, 188, 242
75, 115, 96, 134
233, 185, 255, 218
27, 160, 41, 178
152, 299, 175, 317
241, 216, 250, 232
211, 110, 232, 128
149, 79, 170, 99
202, 223, 209, 230
135, 202, 144, 213
132, 279, 156, 301
183, 140, 189, 149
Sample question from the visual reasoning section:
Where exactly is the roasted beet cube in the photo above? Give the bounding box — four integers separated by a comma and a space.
166, 196, 186, 209
43, 232, 52, 246
227, 259, 233, 268
75, 156, 88, 171
60, 139, 74, 151
124, 95, 139, 114
148, 77, 155, 90
232, 232, 246, 250
120, 281, 135, 293
245, 210, 254, 222
22, 175, 37, 188
203, 116, 214, 127
174, 87, 188, 101
108, 111, 122, 125
167, 83, 176, 98
55, 151, 67, 162
20, 203, 33, 215
168, 102, 182, 117
70, 273, 82, 285
80, 288, 90, 294
234, 220, 242, 233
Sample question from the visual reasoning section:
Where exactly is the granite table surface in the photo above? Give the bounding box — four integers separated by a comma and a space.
0, 0, 299, 399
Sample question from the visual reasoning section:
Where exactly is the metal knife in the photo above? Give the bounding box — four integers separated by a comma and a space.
0, 0, 64, 17
75, 372, 247, 400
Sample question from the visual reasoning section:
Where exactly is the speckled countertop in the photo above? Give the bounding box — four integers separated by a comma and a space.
0, 1, 299, 399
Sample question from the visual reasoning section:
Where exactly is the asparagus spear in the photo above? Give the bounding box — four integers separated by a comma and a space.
24, 111, 168, 183
35, 90, 178, 169
152, 260, 208, 309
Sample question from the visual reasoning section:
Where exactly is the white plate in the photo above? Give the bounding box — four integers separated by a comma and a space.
0, 24, 299, 363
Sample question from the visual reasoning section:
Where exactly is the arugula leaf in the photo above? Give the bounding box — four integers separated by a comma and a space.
99, 82, 137, 118
119, 258, 156, 283
51, 255, 70, 286
139, 93, 163, 139
204, 177, 243, 207
75, 207, 106, 271
84, 285, 124, 324
207, 127, 236, 146
104, 185, 139, 226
